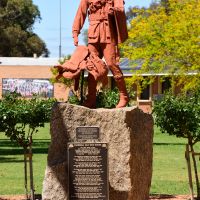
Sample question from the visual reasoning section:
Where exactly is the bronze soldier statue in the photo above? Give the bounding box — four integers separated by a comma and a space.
73, 0, 129, 108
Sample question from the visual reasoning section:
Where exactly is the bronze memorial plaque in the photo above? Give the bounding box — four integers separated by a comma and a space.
76, 126, 100, 140
68, 143, 108, 200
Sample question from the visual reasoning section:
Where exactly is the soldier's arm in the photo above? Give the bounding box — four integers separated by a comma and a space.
72, 0, 88, 46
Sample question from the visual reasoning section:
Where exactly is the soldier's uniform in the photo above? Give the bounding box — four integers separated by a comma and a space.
72, 0, 129, 108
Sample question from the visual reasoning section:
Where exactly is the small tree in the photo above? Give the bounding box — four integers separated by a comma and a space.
0, 93, 55, 200
153, 90, 200, 199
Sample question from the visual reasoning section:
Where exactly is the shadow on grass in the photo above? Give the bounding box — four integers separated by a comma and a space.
0, 139, 50, 148
0, 148, 24, 155
0, 156, 24, 163
0, 147, 49, 156
0, 147, 49, 163
154, 143, 185, 146
150, 194, 176, 199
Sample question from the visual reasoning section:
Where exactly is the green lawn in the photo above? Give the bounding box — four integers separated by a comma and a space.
0, 124, 199, 195
152, 126, 188, 195
0, 124, 51, 195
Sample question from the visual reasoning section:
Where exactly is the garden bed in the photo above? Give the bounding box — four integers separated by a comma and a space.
0, 194, 193, 200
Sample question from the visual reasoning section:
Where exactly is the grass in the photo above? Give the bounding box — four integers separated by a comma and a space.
151, 126, 200, 195
0, 124, 51, 195
0, 124, 199, 195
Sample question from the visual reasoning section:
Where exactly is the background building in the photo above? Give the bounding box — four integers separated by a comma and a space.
0, 57, 68, 101
0, 57, 181, 113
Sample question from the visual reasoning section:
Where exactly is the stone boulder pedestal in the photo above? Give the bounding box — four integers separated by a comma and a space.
42, 103, 153, 200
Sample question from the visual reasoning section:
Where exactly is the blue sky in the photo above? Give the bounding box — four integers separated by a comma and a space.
32, 0, 152, 57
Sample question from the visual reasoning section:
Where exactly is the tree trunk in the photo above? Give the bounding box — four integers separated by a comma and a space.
185, 144, 194, 200
24, 149, 28, 199
29, 136, 35, 200
190, 143, 200, 199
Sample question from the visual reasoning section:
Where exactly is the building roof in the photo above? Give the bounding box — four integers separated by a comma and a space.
0, 57, 135, 76
0, 57, 59, 66
2, 57, 194, 77
0, 57, 131, 66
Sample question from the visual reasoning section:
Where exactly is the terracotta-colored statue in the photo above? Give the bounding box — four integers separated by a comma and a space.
73, 0, 129, 108
56, 0, 129, 108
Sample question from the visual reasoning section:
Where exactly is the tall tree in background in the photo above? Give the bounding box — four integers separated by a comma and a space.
82, 29, 88, 45
125, 1, 163, 24
121, 0, 200, 90
126, 6, 138, 23
0, 0, 49, 57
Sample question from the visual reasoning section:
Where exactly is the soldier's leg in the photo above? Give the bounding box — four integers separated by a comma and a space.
101, 43, 129, 108
82, 43, 102, 108
88, 43, 103, 58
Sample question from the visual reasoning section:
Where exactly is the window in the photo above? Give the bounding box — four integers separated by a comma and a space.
140, 84, 150, 100
162, 77, 171, 93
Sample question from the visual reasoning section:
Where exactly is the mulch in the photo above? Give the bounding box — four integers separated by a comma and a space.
0, 194, 193, 200
0, 194, 41, 200
149, 194, 192, 199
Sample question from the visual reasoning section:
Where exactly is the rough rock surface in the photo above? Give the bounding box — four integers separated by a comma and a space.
42, 103, 153, 200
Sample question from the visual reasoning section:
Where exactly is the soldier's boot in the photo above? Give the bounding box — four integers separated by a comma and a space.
115, 76, 129, 108
82, 74, 97, 108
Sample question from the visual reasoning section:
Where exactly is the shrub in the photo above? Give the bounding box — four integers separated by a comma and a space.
153, 90, 200, 198
0, 93, 56, 199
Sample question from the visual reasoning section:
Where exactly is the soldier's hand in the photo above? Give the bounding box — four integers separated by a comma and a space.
73, 35, 79, 46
